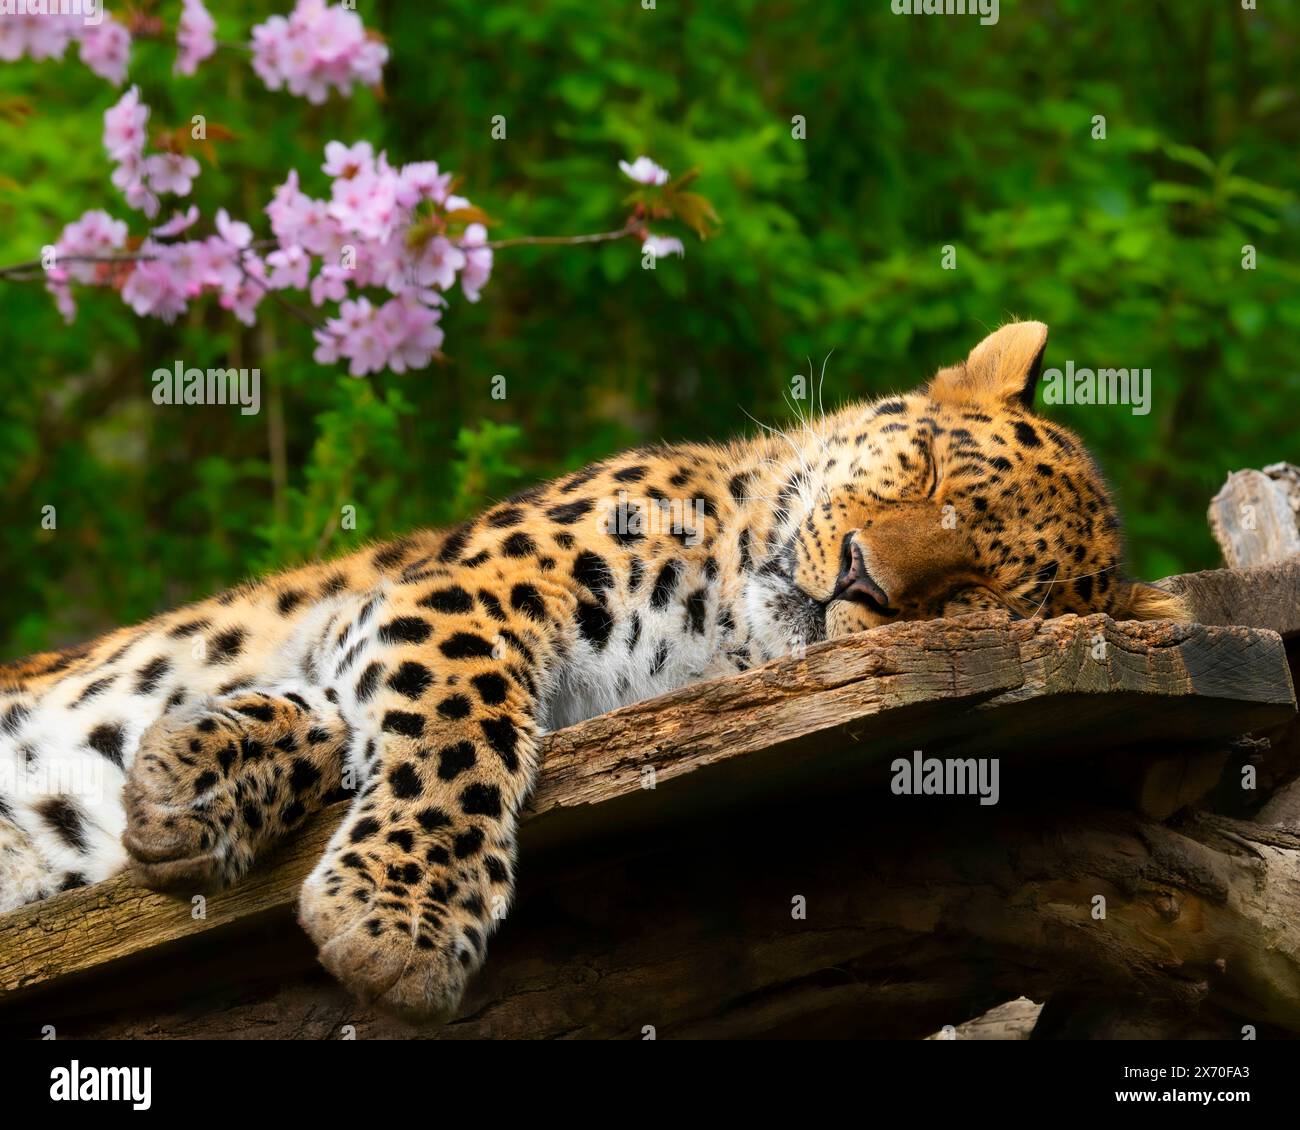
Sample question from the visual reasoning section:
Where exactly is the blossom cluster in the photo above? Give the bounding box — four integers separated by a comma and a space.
35, 23, 691, 378
175, 0, 216, 77
271, 140, 491, 374
0, 0, 384, 99
0, 10, 132, 83
43, 208, 128, 324
44, 198, 263, 329
251, 0, 388, 104
54, 88, 495, 376
103, 85, 200, 219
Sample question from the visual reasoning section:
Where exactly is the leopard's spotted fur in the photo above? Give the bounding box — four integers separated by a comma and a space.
0, 322, 1184, 1018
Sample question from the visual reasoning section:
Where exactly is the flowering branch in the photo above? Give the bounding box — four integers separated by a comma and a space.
0, 252, 160, 280
480, 224, 640, 250
5, 0, 386, 99
3, 5, 716, 377
0, 225, 645, 276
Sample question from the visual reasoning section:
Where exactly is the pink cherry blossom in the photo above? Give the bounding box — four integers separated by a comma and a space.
0, 13, 78, 65
110, 155, 143, 193
310, 330, 340, 365
0, 0, 386, 92
310, 265, 350, 307
0, 11, 134, 81
145, 152, 202, 197
410, 236, 465, 292
250, 16, 290, 88
103, 86, 149, 163
299, 200, 347, 257
323, 140, 375, 178
397, 161, 452, 207
378, 294, 445, 373
265, 170, 313, 242
459, 223, 493, 303
0, 0, 382, 91
207, 239, 243, 290
153, 206, 201, 238
175, 0, 217, 77
328, 165, 399, 241
154, 238, 211, 298
218, 254, 268, 327
343, 322, 390, 376
56, 210, 130, 275
266, 245, 312, 290
112, 158, 160, 219
316, 297, 387, 376
121, 245, 189, 324
215, 208, 253, 250
619, 156, 670, 186
102, 92, 175, 221
78, 18, 132, 85
643, 234, 685, 259
262, 140, 493, 370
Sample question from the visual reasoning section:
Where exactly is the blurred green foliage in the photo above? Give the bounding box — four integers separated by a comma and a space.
1, 0, 1297, 657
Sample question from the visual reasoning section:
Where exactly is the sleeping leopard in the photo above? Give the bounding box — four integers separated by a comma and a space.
0, 320, 1184, 1019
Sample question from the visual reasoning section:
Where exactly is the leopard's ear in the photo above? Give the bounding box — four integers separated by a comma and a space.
929, 320, 1049, 411
1113, 580, 1194, 623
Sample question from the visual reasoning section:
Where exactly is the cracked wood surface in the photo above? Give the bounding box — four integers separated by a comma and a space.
1159, 560, 1300, 639
0, 612, 1293, 1014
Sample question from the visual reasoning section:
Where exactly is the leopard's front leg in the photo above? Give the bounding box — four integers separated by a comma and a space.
298, 573, 562, 1020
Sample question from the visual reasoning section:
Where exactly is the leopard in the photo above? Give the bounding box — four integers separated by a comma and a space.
0, 320, 1185, 1020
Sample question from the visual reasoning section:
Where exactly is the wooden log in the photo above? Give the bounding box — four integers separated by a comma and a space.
12, 800, 1300, 1040
0, 615, 1293, 1034
1207, 466, 1300, 568
1157, 560, 1300, 638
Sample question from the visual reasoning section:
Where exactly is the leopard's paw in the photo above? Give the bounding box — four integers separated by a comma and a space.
122, 703, 247, 890
124, 691, 344, 891
298, 811, 505, 1021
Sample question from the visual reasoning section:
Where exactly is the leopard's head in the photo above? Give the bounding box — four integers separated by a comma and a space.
786, 321, 1188, 636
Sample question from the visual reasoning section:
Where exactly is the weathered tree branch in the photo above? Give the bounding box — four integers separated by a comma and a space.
0, 606, 1295, 1037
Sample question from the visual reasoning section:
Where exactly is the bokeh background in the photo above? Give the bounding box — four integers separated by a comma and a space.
1, 0, 1297, 659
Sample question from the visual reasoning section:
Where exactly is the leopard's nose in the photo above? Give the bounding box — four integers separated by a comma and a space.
832, 533, 897, 616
